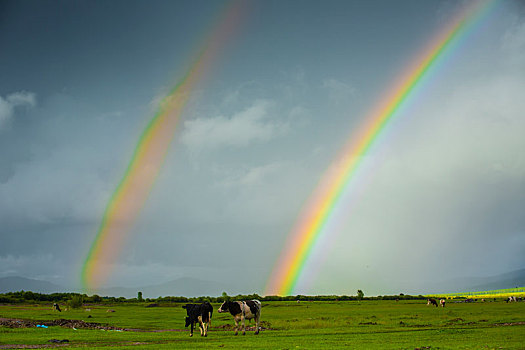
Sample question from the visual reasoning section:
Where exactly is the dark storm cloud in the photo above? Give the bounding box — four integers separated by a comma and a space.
0, 0, 523, 294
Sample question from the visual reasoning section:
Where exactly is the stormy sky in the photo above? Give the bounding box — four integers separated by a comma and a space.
1, 0, 524, 296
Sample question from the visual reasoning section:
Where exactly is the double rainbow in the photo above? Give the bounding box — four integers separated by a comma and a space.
265, 0, 497, 296
82, 1, 245, 291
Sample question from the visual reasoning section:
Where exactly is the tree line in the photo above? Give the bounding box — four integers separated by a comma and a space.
0, 290, 427, 305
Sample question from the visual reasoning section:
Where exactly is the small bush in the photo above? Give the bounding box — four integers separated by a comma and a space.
68, 295, 84, 309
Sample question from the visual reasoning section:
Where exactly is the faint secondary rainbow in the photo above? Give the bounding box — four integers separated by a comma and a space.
265, 0, 497, 296
82, 1, 246, 292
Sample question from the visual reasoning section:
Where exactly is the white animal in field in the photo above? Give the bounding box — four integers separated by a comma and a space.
218, 300, 262, 335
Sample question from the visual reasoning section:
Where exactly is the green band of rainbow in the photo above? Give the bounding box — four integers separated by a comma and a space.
81, 0, 245, 292
265, 0, 496, 296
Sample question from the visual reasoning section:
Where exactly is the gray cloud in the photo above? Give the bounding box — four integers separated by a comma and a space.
299, 15, 525, 295
1, 0, 523, 295
0, 91, 36, 128
322, 78, 356, 104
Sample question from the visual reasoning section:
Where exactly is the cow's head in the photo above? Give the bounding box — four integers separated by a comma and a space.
184, 316, 191, 327
217, 301, 230, 313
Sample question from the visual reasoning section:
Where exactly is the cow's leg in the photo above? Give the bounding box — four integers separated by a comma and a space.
207, 312, 212, 336
201, 318, 209, 337
234, 318, 239, 335
242, 315, 246, 335
254, 315, 260, 335
199, 321, 204, 336
197, 316, 203, 336
189, 322, 194, 337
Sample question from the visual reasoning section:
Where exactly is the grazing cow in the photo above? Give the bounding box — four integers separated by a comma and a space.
182, 302, 213, 337
427, 298, 438, 307
52, 303, 61, 312
218, 300, 261, 335
440, 299, 446, 308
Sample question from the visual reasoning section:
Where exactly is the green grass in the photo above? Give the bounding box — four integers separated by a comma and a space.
1, 300, 524, 349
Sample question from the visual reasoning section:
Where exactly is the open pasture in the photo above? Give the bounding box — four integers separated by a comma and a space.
1, 300, 524, 349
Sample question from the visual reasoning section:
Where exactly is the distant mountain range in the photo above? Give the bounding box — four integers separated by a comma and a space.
1, 268, 524, 297
0, 276, 230, 298
0, 276, 66, 294
426, 268, 525, 294
97, 277, 231, 298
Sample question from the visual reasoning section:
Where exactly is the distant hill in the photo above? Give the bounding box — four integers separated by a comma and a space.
0, 276, 67, 294
428, 268, 525, 294
5, 268, 523, 298
0, 276, 230, 298
99, 277, 231, 298
469, 268, 525, 291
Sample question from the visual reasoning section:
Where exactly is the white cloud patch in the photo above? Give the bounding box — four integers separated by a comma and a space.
181, 100, 287, 150
6, 91, 36, 106
0, 91, 36, 128
212, 162, 284, 189
322, 78, 356, 104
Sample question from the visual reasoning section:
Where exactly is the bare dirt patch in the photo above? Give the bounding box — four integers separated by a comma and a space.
0, 342, 152, 349
0, 317, 189, 333
0, 345, 69, 349
0, 317, 122, 330
492, 321, 525, 327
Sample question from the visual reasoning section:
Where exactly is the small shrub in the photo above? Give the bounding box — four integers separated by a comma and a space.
68, 295, 84, 309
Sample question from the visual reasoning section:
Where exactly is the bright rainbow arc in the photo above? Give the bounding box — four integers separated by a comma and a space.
82, 1, 245, 292
265, 0, 496, 296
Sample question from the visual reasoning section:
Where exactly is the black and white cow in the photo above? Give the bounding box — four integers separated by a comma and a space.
52, 303, 62, 312
440, 299, 446, 308
218, 300, 261, 335
182, 302, 213, 337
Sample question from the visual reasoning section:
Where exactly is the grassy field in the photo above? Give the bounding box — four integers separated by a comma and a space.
1, 300, 524, 349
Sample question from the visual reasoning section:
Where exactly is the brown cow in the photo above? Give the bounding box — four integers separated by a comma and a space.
427, 298, 438, 307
